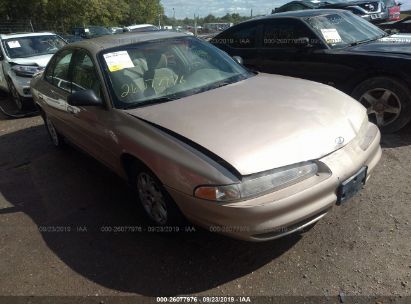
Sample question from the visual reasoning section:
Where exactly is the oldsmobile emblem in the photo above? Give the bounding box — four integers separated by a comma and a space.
335, 137, 345, 145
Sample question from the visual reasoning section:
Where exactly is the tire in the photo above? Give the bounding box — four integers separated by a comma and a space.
130, 163, 186, 227
6, 78, 28, 112
352, 77, 411, 133
43, 113, 65, 148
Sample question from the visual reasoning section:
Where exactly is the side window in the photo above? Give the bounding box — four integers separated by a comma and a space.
225, 23, 260, 49
46, 50, 73, 92
283, 4, 306, 11
44, 57, 55, 83
71, 50, 101, 97
263, 19, 318, 48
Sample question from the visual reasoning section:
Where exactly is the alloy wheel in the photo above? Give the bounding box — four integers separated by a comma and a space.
136, 172, 168, 225
360, 88, 402, 127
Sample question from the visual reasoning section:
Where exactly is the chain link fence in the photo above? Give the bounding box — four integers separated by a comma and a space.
0, 19, 71, 35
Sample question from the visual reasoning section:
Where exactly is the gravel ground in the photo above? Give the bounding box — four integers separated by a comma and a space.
0, 94, 410, 300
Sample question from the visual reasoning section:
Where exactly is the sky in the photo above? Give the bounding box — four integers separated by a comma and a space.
402, 0, 411, 11
161, 0, 290, 18
161, 0, 411, 18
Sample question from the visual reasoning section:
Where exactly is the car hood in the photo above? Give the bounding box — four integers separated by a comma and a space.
9, 54, 54, 68
348, 34, 411, 56
125, 74, 366, 176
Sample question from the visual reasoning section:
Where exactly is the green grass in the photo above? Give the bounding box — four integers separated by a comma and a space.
401, 11, 411, 19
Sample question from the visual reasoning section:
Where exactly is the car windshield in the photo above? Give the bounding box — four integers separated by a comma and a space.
101, 36, 252, 109
3, 35, 66, 59
305, 12, 387, 49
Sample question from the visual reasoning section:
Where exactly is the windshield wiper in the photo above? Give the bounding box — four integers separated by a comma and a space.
122, 95, 179, 109
349, 34, 386, 46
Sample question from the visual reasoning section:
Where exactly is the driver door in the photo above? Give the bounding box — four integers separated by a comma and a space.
65, 49, 119, 170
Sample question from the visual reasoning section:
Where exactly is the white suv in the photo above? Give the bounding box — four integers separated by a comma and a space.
0, 32, 66, 111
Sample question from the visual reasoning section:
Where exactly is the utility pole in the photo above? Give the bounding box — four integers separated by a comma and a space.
158, 7, 162, 28
194, 14, 197, 36
29, 19, 34, 32
251, 9, 253, 18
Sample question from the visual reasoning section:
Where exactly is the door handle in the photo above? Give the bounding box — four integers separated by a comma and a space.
38, 94, 44, 100
67, 105, 76, 114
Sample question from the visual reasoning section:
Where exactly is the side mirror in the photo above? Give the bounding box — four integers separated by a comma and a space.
232, 56, 244, 65
297, 37, 312, 48
0, 52, 4, 61
67, 89, 103, 107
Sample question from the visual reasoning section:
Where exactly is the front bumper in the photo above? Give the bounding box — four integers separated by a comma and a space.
9, 73, 32, 98
168, 123, 382, 242
361, 12, 389, 23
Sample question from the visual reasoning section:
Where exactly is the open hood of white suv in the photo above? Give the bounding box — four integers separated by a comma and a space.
10, 54, 54, 68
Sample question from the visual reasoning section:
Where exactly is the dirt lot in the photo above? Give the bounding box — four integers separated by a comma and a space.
0, 94, 410, 300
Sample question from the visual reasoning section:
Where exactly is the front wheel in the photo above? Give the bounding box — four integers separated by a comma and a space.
44, 114, 65, 148
131, 165, 185, 227
6, 78, 30, 112
352, 77, 411, 133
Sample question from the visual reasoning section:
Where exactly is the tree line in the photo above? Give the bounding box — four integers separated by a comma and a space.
0, 0, 253, 33
0, 0, 163, 32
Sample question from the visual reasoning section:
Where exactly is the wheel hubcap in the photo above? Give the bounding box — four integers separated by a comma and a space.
46, 117, 59, 146
360, 88, 401, 127
137, 173, 168, 225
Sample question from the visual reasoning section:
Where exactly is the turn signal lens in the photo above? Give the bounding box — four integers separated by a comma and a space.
194, 185, 241, 202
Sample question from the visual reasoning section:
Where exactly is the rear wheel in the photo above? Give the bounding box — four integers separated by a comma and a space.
352, 77, 411, 133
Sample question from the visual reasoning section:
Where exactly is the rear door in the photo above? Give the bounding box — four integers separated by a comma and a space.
212, 21, 262, 70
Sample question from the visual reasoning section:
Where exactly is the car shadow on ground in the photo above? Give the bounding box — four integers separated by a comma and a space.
380, 122, 411, 148
0, 125, 300, 296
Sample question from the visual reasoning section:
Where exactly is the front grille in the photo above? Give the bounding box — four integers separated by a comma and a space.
358, 2, 380, 12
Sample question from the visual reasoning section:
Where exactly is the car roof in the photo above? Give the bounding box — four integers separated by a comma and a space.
0, 32, 56, 39
67, 31, 188, 53
268, 8, 348, 18
126, 24, 156, 29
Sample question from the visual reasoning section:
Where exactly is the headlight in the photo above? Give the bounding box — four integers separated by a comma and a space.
194, 162, 318, 202
11, 65, 43, 77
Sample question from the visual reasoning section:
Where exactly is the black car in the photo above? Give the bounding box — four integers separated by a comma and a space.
273, 0, 341, 13
72, 26, 112, 39
273, 0, 389, 23
380, 16, 411, 33
211, 10, 411, 133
